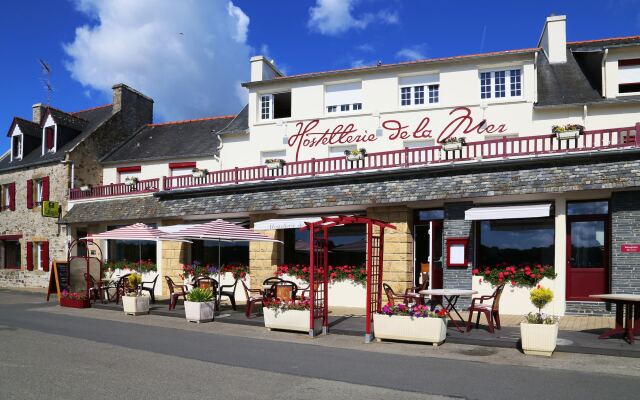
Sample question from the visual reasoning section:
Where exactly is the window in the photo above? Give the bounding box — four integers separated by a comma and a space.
169, 162, 196, 177
568, 200, 609, 216
328, 145, 356, 158
34, 179, 44, 205
325, 82, 363, 114
618, 58, 640, 94
418, 209, 445, 221
283, 225, 366, 266
428, 84, 439, 103
260, 150, 286, 164
12, 134, 23, 160
477, 218, 555, 266
480, 69, 522, 100
403, 139, 435, 149
117, 166, 142, 183
44, 127, 55, 152
35, 242, 42, 271
107, 225, 157, 264
399, 75, 439, 107
414, 86, 425, 105
260, 92, 291, 120
192, 240, 249, 266
2, 185, 10, 211
2, 240, 21, 269
400, 87, 411, 106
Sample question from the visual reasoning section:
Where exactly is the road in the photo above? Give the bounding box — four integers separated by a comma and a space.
1, 289, 639, 400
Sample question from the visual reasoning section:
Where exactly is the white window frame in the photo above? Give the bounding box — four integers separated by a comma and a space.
11, 134, 23, 162
260, 94, 273, 120
403, 139, 436, 149
2, 185, 10, 210
42, 124, 57, 155
479, 68, 522, 101
398, 75, 440, 108
118, 170, 141, 184
324, 82, 363, 115
35, 242, 42, 271
34, 179, 44, 205
328, 144, 356, 158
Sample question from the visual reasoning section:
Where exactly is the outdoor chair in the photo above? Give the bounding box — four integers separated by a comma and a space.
404, 272, 430, 302
165, 276, 188, 311
84, 273, 106, 304
270, 280, 298, 301
140, 275, 158, 304
240, 279, 263, 318
383, 283, 420, 306
113, 273, 132, 305
466, 284, 505, 334
296, 284, 310, 300
193, 277, 219, 309
262, 277, 284, 299
219, 278, 239, 310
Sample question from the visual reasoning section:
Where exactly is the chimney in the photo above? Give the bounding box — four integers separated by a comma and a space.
250, 56, 283, 82
538, 15, 567, 64
111, 84, 154, 132
32, 103, 46, 123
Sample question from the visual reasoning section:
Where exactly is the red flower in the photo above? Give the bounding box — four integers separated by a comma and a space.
472, 269, 479, 275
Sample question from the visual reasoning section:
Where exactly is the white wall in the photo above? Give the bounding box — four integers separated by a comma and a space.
103, 157, 220, 186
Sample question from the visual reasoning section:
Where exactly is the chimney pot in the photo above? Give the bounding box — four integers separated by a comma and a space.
32, 103, 46, 124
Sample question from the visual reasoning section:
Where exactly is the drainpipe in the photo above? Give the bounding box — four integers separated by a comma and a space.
60, 159, 75, 189
601, 48, 609, 98
534, 51, 539, 103
582, 104, 588, 126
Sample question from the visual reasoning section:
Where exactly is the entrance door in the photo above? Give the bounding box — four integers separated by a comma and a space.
430, 220, 443, 290
567, 216, 609, 300
413, 221, 443, 290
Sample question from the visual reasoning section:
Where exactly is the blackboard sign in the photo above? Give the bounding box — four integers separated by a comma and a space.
46, 260, 70, 302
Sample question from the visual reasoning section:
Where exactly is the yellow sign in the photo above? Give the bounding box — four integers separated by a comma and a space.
41, 201, 60, 218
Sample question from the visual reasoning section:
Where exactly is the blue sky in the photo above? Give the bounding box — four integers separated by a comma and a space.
1, 0, 639, 151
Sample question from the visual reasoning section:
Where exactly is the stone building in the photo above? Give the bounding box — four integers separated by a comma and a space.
0, 84, 153, 287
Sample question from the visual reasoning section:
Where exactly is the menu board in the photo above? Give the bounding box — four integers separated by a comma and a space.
46, 261, 70, 302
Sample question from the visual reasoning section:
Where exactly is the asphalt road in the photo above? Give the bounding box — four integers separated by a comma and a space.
1, 290, 639, 400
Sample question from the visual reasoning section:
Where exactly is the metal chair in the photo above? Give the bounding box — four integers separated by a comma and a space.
84, 273, 106, 304
383, 283, 420, 306
240, 279, 263, 318
219, 278, 239, 310
466, 284, 505, 333
140, 275, 158, 303
165, 276, 188, 310
113, 273, 132, 305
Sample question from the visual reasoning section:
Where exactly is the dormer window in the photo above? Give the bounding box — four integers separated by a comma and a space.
11, 134, 23, 161
45, 127, 55, 153
618, 58, 640, 94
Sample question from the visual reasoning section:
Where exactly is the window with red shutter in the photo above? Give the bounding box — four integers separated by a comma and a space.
42, 177, 50, 202
26, 242, 33, 271
9, 182, 15, 211
45, 127, 55, 151
26, 180, 33, 209
41, 242, 49, 272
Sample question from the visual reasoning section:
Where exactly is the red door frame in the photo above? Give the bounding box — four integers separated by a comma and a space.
566, 210, 611, 301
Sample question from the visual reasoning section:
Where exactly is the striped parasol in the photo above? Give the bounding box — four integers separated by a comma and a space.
83, 223, 190, 242
171, 219, 281, 243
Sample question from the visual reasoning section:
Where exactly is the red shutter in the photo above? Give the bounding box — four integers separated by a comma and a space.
42, 177, 50, 202
9, 182, 15, 211
46, 128, 55, 150
26, 180, 33, 209
41, 242, 49, 272
26, 242, 33, 271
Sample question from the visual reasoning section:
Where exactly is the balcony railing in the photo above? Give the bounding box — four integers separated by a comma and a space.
71, 124, 639, 201
70, 178, 160, 200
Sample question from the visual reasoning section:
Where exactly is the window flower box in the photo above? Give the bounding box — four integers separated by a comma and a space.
373, 304, 447, 346
124, 177, 139, 186
122, 294, 150, 315
345, 148, 366, 162
191, 168, 208, 178
79, 185, 92, 192
441, 137, 465, 151
264, 158, 285, 170
552, 124, 583, 140
60, 298, 90, 309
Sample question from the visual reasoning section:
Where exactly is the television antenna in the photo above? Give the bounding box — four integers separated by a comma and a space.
39, 58, 54, 105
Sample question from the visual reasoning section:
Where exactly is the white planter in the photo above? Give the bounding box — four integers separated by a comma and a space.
122, 295, 150, 315
124, 178, 138, 186
265, 160, 284, 170
556, 130, 580, 140
442, 142, 463, 151
472, 276, 560, 315
191, 169, 207, 178
184, 301, 215, 323
279, 274, 366, 308
373, 314, 447, 346
520, 322, 559, 356
263, 308, 321, 334
346, 153, 364, 161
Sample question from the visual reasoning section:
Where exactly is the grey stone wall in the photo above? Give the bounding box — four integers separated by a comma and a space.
0, 270, 49, 288
443, 202, 474, 307
565, 301, 614, 316
611, 190, 640, 295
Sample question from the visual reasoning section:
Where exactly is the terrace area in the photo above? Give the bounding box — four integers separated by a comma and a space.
69, 124, 640, 202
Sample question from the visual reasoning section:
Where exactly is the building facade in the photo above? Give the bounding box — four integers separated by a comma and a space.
60, 15, 640, 315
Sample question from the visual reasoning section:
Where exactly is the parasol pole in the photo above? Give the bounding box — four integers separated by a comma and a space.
217, 238, 222, 305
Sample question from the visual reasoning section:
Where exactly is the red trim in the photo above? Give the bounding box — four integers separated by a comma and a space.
45, 127, 55, 150
26, 179, 33, 209
42, 176, 50, 202
41, 241, 49, 272
0, 234, 22, 240
619, 58, 640, 67
446, 237, 469, 268
147, 115, 234, 127
568, 35, 640, 45
169, 162, 196, 169
117, 166, 141, 173
26, 242, 33, 271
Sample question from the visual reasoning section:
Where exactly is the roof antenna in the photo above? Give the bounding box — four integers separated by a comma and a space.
376, 60, 382, 67
38, 58, 54, 106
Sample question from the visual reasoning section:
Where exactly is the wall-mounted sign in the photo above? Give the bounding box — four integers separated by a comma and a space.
621, 244, 640, 253
41, 201, 61, 218
287, 107, 509, 161
446, 237, 469, 268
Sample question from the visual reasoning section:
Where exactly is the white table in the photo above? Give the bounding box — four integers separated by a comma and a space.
420, 289, 478, 332
589, 294, 640, 344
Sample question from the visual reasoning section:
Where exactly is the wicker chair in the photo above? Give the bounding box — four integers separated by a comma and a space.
466, 284, 505, 333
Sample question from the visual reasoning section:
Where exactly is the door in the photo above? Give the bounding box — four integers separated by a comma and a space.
413, 225, 429, 287
566, 216, 609, 300
430, 220, 443, 290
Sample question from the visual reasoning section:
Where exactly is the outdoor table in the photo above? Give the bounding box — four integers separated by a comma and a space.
420, 289, 478, 332
589, 294, 640, 344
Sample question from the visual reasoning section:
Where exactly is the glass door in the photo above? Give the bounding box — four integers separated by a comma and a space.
413, 225, 430, 288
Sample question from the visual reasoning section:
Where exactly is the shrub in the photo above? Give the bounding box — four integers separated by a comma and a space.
128, 273, 142, 289
186, 287, 214, 302
524, 286, 557, 325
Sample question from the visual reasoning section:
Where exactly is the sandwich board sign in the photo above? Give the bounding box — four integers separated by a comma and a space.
46, 259, 70, 302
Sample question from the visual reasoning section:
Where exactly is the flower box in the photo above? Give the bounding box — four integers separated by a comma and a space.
122, 295, 150, 315
373, 314, 446, 346
265, 159, 285, 170
79, 185, 92, 192
191, 168, 208, 178
555, 130, 580, 140
60, 298, 91, 309
442, 142, 463, 151
184, 301, 215, 323
346, 153, 364, 161
124, 177, 138, 186
520, 322, 558, 356
263, 308, 321, 334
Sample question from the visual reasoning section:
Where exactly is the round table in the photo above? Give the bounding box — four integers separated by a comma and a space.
589, 294, 640, 344
420, 289, 478, 332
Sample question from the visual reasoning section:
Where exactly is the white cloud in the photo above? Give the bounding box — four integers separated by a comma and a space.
396, 44, 428, 61
64, 0, 252, 122
308, 0, 398, 36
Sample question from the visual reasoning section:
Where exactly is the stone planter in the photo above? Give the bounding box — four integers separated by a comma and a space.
263, 308, 321, 334
184, 301, 215, 323
373, 314, 447, 346
122, 295, 150, 315
520, 322, 558, 356
265, 160, 285, 170
555, 130, 580, 140
442, 142, 463, 151
60, 298, 90, 309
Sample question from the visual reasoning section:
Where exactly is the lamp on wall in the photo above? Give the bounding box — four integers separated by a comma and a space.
373, 111, 383, 137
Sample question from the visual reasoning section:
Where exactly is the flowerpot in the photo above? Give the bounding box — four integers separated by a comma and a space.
79, 185, 91, 192
192, 169, 207, 178
263, 308, 321, 334
124, 179, 138, 186
184, 301, 215, 323
556, 130, 580, 140
60, 298, 91, 309
520, 322, 558, 356
373, 314, 447, 346
122, 295, 150, 315
442, 142, 463, 151
265, 161, 284, 170
346, 154, 364, 162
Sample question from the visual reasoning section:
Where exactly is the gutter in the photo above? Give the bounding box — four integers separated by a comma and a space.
602, 48, 609, 98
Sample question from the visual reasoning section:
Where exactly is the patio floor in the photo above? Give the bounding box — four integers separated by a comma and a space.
92, 299, 638, 358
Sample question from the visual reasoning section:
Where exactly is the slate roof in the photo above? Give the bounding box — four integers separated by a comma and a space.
46, 108, 88, 131
0, 105, 114, 172
61, 196, 175, 224
10, 118, 41, 138
100, 115, 234, 164
568, 35, 640, 51
218, 105, 248, 135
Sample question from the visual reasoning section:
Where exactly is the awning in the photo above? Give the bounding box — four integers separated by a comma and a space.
254, 216, 323, 230
464, 204, 551, 221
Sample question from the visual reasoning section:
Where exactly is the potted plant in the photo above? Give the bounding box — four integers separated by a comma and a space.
520, 286, 559, 356
552, 124, 583, 140
344, 148, 367, 161
373, 303, 448, 346
79, 184, 92, 192
191, 168, 208, 178
124, 176, 139, 186
184, 287, 216, 323
264, 158, 285, 170
263, 298, 320, 333
441, 137, 466, 151
122, 273, 150, 315
59, 290, 90, 309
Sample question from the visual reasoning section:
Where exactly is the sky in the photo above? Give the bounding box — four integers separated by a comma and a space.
1, 0, 639, 151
